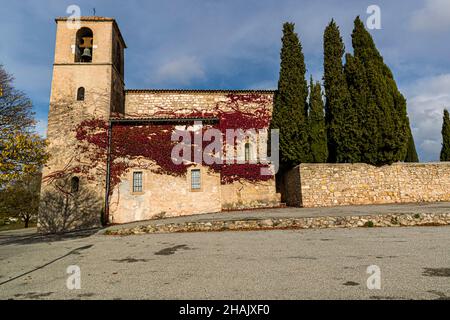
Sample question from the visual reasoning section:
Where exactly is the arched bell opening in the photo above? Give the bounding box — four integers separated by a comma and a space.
75, 28, 93, 63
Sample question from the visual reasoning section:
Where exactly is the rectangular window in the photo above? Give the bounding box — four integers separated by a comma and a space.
133, 172, 143, 193
191, 169, 201, 190
245, 143, 251, 162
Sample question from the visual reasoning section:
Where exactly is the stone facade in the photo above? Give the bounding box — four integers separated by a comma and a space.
109, 90, 280, 223
220, 180, 280, 211
124, 89, 274, 117
41, 16, 280, 228
43, 16, 126, 196
109, 164, 222, 224
109, 165, 280, 224
284, 163, 450, 207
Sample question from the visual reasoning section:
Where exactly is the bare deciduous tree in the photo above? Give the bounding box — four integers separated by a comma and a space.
38, 177, 102, 233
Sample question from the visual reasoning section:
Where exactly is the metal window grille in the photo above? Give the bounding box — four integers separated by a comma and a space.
191, 169, 201, 190
133, 172, 143, 192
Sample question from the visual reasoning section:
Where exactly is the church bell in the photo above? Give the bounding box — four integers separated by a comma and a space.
81, 48, 92, 60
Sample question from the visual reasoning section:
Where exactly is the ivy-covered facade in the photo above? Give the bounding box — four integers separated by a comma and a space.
41, 17, 280, 227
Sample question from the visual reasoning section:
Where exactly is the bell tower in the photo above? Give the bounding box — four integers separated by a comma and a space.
49, 16, 126, 116
40, 17, 126, 228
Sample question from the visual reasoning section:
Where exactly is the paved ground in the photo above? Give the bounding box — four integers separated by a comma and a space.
105, 202, 450, 232
1, 223, 449, 299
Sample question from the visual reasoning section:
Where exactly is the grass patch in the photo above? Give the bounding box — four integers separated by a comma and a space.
364, 221, 375, 228
0, 222, 36, 232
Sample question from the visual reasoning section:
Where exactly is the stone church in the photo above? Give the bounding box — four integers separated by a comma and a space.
41, 16, 280, 227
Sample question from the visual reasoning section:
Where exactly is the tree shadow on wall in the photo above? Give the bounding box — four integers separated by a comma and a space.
38, 178, 102, 234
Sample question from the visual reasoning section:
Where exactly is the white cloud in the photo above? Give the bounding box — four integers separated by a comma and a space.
248, 80, 277, 90
405, 73, 450, 161
155, 56, 205, 86
410, 0, 450, 32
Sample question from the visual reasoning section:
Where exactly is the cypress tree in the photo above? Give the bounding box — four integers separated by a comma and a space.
404, 123, 419, 162
350, 17, 409, 165
441, 109, 450, 161
344, 52, 377, 164
323, 19, 358, 163
308, 77, 328, 163
271, 22, 310, 168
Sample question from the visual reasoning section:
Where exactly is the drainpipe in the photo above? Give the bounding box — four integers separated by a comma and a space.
103, 121, 113, 226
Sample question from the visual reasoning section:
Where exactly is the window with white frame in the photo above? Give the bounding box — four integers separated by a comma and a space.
191, 169, 201, 190
132, 172, 143, 193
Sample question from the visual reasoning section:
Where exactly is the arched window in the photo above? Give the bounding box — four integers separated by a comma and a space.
76, 87, 85, 101
75, 27, 93, 63
245, 143, 251, 162
71, 177, 80, 193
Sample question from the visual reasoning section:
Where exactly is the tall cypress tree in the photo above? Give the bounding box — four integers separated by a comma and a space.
350, 17, 409, 165
271, 22, 310, 168
441, 109, 450, 161
345, 52, 377, 164
404, 123, 419, 162
323, 19, 358, 163
308, 77, 328, 163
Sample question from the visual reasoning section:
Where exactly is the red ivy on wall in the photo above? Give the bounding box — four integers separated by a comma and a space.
50, 93, 273, 191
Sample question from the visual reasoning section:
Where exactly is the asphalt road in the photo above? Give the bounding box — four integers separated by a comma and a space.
0, 226, 449, 300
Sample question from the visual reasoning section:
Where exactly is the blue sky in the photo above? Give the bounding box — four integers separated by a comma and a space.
0, 0, 449, 161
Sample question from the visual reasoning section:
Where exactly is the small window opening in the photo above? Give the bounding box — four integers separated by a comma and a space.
244, 143, 251, 162
77, 87, 85, 101
71, 177, 80, 193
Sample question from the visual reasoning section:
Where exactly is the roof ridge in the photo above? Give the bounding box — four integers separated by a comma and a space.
125, 89, 276, 93
55, 16, 115, 21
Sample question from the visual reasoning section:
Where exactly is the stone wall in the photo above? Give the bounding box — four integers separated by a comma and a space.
285, 163, 450, 207
107, 212, 450, 235
124, 90, 274, 116
40, 18, 126, 232
109, 162, 280, 224
221, 180, 280, 211
109, 164, 222, 224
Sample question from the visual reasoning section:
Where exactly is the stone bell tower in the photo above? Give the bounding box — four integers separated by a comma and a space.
40, 17, 126, 229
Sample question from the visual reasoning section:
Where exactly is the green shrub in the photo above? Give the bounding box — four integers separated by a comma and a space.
364, 220, 374, 228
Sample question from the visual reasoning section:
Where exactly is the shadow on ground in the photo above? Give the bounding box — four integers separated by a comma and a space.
0, 228, 101, 246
